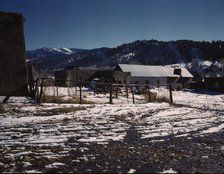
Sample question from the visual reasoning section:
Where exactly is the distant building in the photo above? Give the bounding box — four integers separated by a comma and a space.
54, 64, 193, 89
205, 77, 224, 92
190, 76, 224, 92
189, 62, 224, 92
54, 70, 70, 86
114, 64, 193, 88
54, 66, 115, 86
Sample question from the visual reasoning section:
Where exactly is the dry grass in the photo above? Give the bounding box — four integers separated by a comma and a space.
0, 104, 4, 114
41, 95, 96, 104
144, 91, 170, 103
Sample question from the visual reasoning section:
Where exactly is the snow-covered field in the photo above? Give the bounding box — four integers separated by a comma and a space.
1, 87, 224, 173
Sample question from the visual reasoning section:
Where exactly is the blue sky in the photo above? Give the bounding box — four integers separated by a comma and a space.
1, 0, 224, 50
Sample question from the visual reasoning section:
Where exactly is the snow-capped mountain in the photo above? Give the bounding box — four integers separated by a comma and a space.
26, 47, 86, 61
26, 39, 224, 75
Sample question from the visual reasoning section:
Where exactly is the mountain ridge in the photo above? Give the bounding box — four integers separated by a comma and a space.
26, 39, 224, 74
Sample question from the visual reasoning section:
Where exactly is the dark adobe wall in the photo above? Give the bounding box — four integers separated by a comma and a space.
0, 12, 28, 96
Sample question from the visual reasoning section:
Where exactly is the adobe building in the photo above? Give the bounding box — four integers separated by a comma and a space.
0, 12, 30, 98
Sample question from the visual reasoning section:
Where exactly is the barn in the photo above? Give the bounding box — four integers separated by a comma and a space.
114, 64, 193, 88
54, 67, 99, 87
55, 64, 193, 89
0, 12, 29, 97
54, 70, 70, 87
54, 66, 116, 87
67, 67, 98, 86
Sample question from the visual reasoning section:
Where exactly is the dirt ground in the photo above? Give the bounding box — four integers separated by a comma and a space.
1, 127, 224, 173
1, 90, 224, 173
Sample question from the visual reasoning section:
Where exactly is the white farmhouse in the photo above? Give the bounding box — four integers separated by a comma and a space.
114, 64, 193, 89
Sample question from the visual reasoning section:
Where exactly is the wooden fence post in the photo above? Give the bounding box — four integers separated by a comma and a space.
169, 84, 173, 104
38, 78, 44, 103
116, 85, 118, 98
131, 86, 135, 104
67, 82, 70, 96
79, 83, 82, 104
27, 64, 35, 98
94, 83, 96, 95
56, 84, 59, 96
75, 84, 77, 94
109, 83, 113, 104
126, 85, 129, 98
147, 86, 151, 102
35, 80, 39, 101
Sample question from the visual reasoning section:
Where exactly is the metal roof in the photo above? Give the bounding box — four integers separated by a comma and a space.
117, 64, 193, 78
163, 67, 193, 78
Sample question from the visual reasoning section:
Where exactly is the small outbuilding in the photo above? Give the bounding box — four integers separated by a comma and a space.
54, 66, 120, 87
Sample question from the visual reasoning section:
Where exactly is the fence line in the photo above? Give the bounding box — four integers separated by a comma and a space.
38, 77, 173, 104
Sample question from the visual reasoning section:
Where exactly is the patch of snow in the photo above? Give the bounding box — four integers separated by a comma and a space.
127, 168, 136, 173
45, 162, 66, 169
22, 162, 32, 168
41, 47, 74, 55
24, 170, 42, 173
61, 47, 73, 54
200, 60, 212, 68
220, 146, 224, 151
201, 123, 224, 134
118, 52, 135, 62
160, 168, 177, 173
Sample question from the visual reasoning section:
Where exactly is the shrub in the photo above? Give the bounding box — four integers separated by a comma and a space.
144, 91, 170, 103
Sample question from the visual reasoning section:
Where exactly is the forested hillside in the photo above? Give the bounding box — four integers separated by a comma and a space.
27, 39, 224, 74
